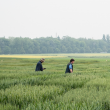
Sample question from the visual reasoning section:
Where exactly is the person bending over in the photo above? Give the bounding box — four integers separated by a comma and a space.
35, 58, 46, 71
65, 59, 75, 73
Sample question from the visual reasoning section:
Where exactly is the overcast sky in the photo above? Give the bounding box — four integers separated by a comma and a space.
0, 0, 110, 39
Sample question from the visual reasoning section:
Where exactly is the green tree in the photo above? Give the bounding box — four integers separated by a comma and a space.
41, 47, 47, 53
67, 46, 73, 53
80, 41, 86, 47
85, 46, 91, 53
20, 47, 25, 54
33, 46, 41, 54
61, 46, 67, 53
3, 46, 11, 54
74, 47, 79, 53
80, 47, 85, 53
11, 48, 17, 54
0, 48, 1, 54
97, 48, 102, 53
106, 34, 110, 42
1, 36, 110, 54
102, 34, 106, 41
92, 48, 96, 53
55, 48, 60, 53
47, 47, 54, 53
102, 46, 107, 52
107, 48, 110, 53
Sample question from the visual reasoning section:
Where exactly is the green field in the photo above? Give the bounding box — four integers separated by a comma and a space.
0, 55, 110, 110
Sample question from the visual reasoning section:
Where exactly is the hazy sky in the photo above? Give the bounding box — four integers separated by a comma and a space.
0, 0, 110, 39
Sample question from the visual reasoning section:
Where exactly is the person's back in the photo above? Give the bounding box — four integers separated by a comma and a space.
35, 61, 43, 71
35, 58, 45, 71
65, 59, 75, 73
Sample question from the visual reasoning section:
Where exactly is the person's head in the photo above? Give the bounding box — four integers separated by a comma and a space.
40, 58, 45, 63
70, 59, 75, 64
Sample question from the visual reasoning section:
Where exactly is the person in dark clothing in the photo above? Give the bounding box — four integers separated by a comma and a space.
35, 58, 46, 71
65, 59, 75, 73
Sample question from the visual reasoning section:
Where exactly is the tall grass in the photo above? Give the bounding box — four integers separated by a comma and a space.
0, 58, 110, 109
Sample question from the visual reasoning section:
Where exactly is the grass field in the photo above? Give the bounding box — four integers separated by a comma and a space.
0, 54, 110, 110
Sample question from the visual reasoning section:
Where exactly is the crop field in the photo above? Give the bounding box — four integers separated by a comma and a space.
0, 54, 110, 110
0, 53, 110, 58
0, 55, 64, 58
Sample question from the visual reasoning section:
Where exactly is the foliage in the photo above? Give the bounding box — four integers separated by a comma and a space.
0, 36, 110, 54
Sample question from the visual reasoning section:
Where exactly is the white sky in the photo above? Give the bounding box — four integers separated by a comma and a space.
0, 0, 110, 39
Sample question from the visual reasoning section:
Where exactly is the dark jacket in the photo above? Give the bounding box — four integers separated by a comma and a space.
65, 62, 73, 73
35, 61, 43, 71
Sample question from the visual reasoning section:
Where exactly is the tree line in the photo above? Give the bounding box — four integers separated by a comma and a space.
0, 35, 110, 54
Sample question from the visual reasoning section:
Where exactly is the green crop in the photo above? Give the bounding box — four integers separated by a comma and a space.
0, 57, 110, 110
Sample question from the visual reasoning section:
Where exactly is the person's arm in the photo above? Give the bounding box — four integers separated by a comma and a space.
39, 63, 43, 71
69, 64, 73, 73
41, 65, 43, 71
70, 69, 73, 73
40, 64, 46, 71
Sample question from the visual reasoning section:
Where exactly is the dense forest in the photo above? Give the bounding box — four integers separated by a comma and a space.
0, 35, 110, 54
